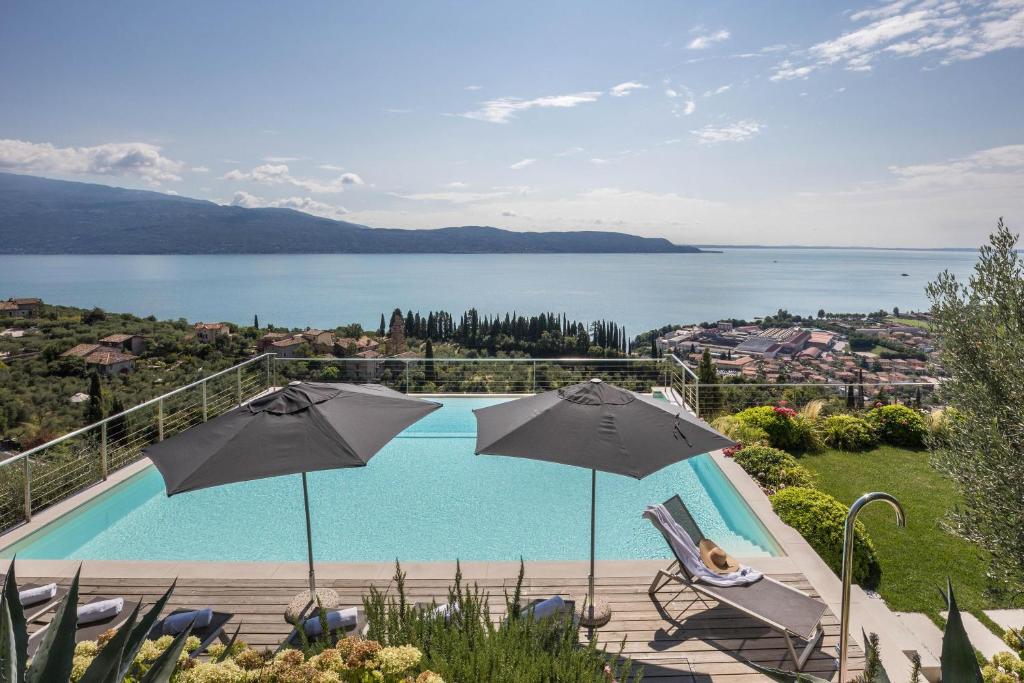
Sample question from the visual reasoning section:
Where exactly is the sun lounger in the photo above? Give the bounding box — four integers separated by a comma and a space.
283, 606, 367, 648
518, 597, 577, 623
643, 495, 827, 671
27, 596, 141, 656
148, 608, 235, 657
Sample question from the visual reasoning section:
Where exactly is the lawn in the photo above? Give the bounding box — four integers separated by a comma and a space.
800, 445, 1014, 625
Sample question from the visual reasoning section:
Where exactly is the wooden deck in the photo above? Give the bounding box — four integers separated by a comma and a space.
32, 571, 859, 682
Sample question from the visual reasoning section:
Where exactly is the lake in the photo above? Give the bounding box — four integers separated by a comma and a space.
0, 250, 978, 333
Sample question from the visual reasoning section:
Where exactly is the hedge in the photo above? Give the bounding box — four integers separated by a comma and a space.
732, 445, 814, 493
770, 486, 881, 588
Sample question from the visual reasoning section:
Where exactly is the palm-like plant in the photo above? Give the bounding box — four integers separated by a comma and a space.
0, 561, 192, 682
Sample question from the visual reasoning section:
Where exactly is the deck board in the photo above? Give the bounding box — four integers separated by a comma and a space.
27, 571, 860, 681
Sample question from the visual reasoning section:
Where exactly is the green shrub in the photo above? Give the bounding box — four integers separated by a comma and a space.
731, 405, 822, 453
821, 414, 878, 451
867, 404, 928, 448
770, 487, 881, 588
363, 562, 641, 683
710, 415, 770, 447
732, 445, 814, 492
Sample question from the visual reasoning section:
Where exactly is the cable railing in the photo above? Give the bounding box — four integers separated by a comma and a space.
272, 356, 672, 395
690, 380, 938, 419
0, 351, 940, 536
0, 354, 274, 533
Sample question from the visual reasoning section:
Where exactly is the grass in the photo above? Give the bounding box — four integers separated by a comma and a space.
800, 445, 1018, 625
889, 316, 933, 330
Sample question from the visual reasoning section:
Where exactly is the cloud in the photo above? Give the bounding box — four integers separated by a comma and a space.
882, 143, 1024, 192
688, 28, 731, 49
229, 191, 350, 219
691, 120, 764, 144
771, 0, 1024, 81
509, 158, 537, 170
464, 85, 482, 90
384, 108, 412, 114
394, 190, 511, 204
609, 81, 648, 97
702, 84, 733, 97
222, 163, 363, 194
317, 164, 345, 171
459, 90, 603, 123
555, 146, 585, 157
501, 209, 519, 217
191, 166, 210, 173
0, 138, 185, 185
263, 155, 302, 162
589, 158, 612, 165
446, 181, 469, 188
665, 84, 697, 116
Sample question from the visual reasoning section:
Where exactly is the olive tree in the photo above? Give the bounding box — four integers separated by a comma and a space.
927, 218, 1024, 590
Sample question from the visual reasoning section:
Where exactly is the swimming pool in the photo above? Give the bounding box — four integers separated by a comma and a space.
1, 398, 781, 562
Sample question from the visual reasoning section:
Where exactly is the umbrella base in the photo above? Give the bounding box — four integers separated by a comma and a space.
285, 588, 341, 624
576, 595, 611, 628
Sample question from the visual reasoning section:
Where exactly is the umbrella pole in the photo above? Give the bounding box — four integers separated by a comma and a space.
589, 468, 596, 612
302, 472, 316, 595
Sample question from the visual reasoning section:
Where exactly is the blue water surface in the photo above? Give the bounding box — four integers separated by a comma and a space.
3, 399, 780, 562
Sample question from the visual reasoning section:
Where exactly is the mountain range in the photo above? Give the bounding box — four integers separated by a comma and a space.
0, 173, 703, 255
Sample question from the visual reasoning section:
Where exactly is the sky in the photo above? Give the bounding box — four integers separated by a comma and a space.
0, 0, 1022, 248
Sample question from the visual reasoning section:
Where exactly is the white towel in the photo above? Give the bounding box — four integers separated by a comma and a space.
303, 607, 358, 637
19, 583, 57, 607
530, 596, 565, 620
644, 504, 763, 587
164, 608, 213, 634
77, 598, 124, 625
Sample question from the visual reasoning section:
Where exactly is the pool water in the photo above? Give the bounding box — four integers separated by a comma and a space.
2, 398, 781, 562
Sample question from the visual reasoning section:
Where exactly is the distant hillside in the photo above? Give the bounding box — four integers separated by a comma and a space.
0, 173, 703, 254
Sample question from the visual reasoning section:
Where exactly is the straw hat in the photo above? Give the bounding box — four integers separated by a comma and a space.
699, 539, 739, 574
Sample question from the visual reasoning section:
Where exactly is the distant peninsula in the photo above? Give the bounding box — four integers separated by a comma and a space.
0, 173, 705, 255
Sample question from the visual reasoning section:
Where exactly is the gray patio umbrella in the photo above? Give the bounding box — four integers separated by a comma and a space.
144, 381, 441, 596
473, 378, 734, 626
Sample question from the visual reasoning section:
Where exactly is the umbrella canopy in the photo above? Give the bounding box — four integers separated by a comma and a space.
474, 378, 734, 478
146, 381, 441, 495
144, 381, 441, 598
473, 378, 734, 627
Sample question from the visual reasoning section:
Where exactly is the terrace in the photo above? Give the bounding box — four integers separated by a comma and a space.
0, 354, 939, 680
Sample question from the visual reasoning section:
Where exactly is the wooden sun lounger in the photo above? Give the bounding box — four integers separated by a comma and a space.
27, 596, 141, 656
644, 495, 828, 672
148, 608, 235, 657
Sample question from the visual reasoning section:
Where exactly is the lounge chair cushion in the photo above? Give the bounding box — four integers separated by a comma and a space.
303, 607, 359, 637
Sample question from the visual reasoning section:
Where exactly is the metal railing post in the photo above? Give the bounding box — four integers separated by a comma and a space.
157, 399, 164, 442
237, 367, 243, 406
265, 354, 272, 391
532, 360, 537, 393
100, 422, 108, 480
23, 457, 31, 521
202, 381, 208, 422
405, 361, 410, 394
839, 493, 906, 681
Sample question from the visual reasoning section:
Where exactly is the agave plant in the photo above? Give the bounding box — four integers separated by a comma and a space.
0, 560, 192, 683
744, 578, 982, 683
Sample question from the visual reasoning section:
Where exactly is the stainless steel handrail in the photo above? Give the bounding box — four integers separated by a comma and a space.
838, 492, 906, 681
0, 353, 275, 468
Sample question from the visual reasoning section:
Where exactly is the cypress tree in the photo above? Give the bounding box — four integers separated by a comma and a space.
86, 372, 104, 425
378, 314, 386, 337
254, 314, 259, 329
698, 348, 719, 415
424, 339, 436, 383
